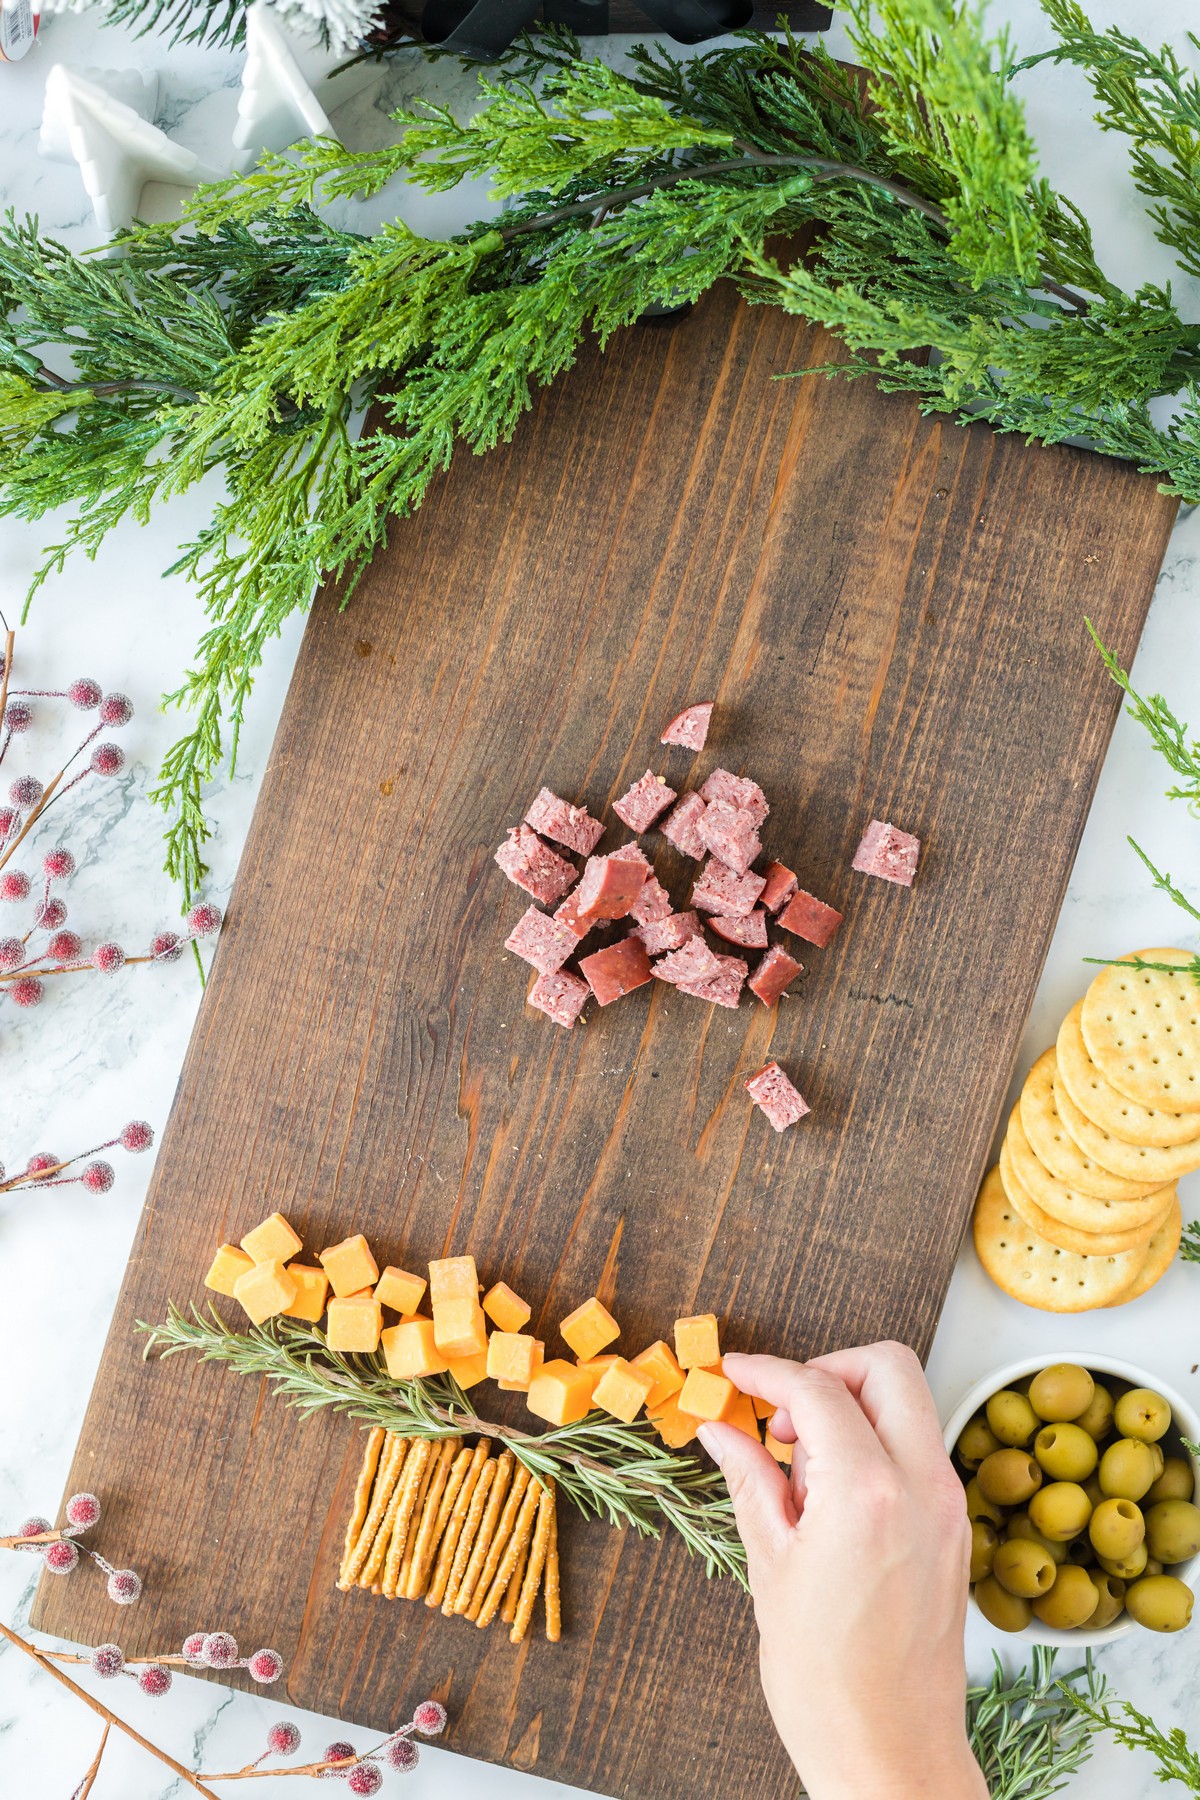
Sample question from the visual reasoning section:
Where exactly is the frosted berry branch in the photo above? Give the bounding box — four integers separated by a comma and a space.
0, 1118, 153, 1198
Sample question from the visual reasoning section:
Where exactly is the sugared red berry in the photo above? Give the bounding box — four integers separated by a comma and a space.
25, 1152, 59, 1177
120, 1121, 154, 1153
0, 936, 24, 970
67, 678, 102, 710
411, 1700, 446, 1737
201, 1631, 239, 1669
99, 693, 133, 727
137, 1664, 172, 1697
247, 1647, 283, 1684
386, 1738, 420, 1771
34, 898, 67, 931
8, 775, 42, 809
347, 1766, 382, 1796
81, 1161, 115, 1194
47, 930, 83, 963
10, 976, 44, 1008
266, 1720, 302, 1757
181, 1632, 207, 1662
0, 870, 31, 902
90, 1643, 124, 1679
150, 931, 183, 962
90, 744, 124, 777
42, 847, 76, 881
107, 1568, 142, 1605
92, 943, 125, 974
17, 1516, 51, 1539
65, 1493, 101, 1529
323, 1741, 356, 1775
44, 1540, 79, 1574
187, 902, 222, 938
4, 701, 32, 733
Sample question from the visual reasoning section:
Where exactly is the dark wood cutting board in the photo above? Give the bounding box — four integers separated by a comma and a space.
36, 277, 1176, 1798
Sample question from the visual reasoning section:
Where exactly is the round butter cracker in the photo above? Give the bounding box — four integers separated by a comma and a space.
1056, 1001, 1200, 1148
1106, 1194, 1184, 1307
1018, 1048, 1161, 1201
999, 1137, 1165, 1256
1053, 1073, 1200, 1186
1081, 949, 1200, 1115
1003, 1109, 1172, 1233
973, 1165, 1148, 1313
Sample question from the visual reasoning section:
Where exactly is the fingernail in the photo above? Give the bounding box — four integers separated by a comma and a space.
697, 1424, 723, 1466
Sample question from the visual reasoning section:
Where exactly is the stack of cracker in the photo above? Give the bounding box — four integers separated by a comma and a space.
337, 1428, 560, 1645
974, 948, 1200, 1312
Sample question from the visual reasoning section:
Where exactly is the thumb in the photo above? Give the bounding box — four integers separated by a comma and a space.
698, 1423, 795, 1572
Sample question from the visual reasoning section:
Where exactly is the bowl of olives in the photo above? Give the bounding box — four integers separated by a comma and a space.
944, 1355, 1200, 1645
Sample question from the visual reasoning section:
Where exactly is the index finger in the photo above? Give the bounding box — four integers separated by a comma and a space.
721, 1352, 889, 1478
805, 1341, 945, 1472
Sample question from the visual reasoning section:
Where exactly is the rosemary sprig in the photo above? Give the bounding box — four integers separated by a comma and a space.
967, 1650, 1104, 1799
138, 1303, 746, 1584
1061, 1689, 1200, 1793
1088, 620, 1200, 813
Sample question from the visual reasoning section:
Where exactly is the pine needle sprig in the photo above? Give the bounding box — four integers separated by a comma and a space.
1181, 1222, 1200, 1264
138, 1303, 748, 1584
966, 1649, 1105, 1799
1088, 620, 1200, 811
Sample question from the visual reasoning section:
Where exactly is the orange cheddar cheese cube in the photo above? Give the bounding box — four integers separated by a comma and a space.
432, 1297, 487, 1360
204, 1243, 253, 1299
592, 1358, 654, 1424
282, 1263, 329, 1323
752, 1394, 774, 1421
326, 1294, 383, 1353
444, 1348, 489, 1391
482, 1281, 531, 1334
726, 1390, 761, 1441
233, 1259, 297, 1327
486, 1331, 539, 1387
765, 1429, 793, 1464
240, 1211, 303, 1266
631, 1340, 685, 1409
576, 1354, 619, 1375
527, 1358, 597, 1427
648, 1394, 699, 1450
500, 1339, 544, 1392
381, 1317, 449, 1380
674, 1313, 720, 1370
559, 1296, 619, 1362
428, 1255, 478, 1304
318, 1234, 379, 1299
677, 1364, 735, 1422
374, 1266, 427, 1316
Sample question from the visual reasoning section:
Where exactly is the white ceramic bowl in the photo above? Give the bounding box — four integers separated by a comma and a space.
942, 1352, 1200, 1647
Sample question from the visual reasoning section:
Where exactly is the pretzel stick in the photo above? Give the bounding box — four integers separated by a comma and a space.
426, 1440, 491, 1609
360, 1440, 414, 1589
455, 1450, 513, 1616
383, 1439, 432, 1598
501, 1530, 530, 1624
510, 1481, 555, 1645
477, 1479, 541, 1630
544, 1492, 561, 1642
339, 1435, 405, 1590
466, 1463, 530, 1622
417, 1446, 471, 1598
406, 1438, 461, 1598
398, 1440, 446, 1599
443, 1458, 496, 1615
338, 1428, 385, 1587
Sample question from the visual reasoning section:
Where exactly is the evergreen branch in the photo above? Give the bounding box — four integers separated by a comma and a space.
138, 1304, 747, 1584
1125, 837, 1200, 930
1061, 1690, 1200, 1792
966, 1650, 1104, 1799
1181, 1222, 1200, 1264
1088, 620, 1200, 810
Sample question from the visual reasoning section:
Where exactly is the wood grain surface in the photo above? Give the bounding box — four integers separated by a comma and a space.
35, 277, 1177, 1799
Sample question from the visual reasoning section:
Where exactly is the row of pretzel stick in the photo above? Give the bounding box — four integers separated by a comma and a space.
337, 1427, 560, 1644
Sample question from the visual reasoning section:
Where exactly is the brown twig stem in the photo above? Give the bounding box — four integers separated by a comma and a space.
0, 1620, 222, 1800
0, 627, 14, 741
0, 765, 63, 874
0, 1527, 68, 1548
200, 1753, 358, 1780
0, 953, 157, 987
0, 1155, 76, 1191
46, 1649, 200, 1669
72, 1721, 110, 1800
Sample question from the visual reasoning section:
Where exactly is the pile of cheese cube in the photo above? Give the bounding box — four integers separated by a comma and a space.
205, 1212, 791, 1459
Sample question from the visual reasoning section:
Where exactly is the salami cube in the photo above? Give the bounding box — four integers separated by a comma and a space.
610, 842, 651, 869
629, 873, 672, 926
579, 937, 653, 1005
524, 788, 604, 857
748, 945, 803, 1006
778, 888, 843, 948
661, 702, 714, 752
698, 768, 768, 827
760, 860, 798, 914
692, 858, 766, 919
852, 818, 921, 887
634, 910, 703, 957
528, 969, 590, 1028
613, 769, 677, 833
660, 792, 708, 859
745, 1061, 810, 1130
495, 826, 578, 905
576, 851, 647, 923
652, 935, 723, 988
696, 798, 762, 878
678, 952, 747, 1010
554, 892, 592, 939
710, 907, 768, 950
504, 905, 578, 975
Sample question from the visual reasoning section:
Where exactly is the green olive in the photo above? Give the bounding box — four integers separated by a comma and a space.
1125, 1574, 1195, 1632
1032, 1563, 1100, 1630
1083, 1474, 1105, 1510
1034, 1423, 1099, 1483
974, 1575, 1033, 1633
964, 1477, 1006, 1529
992, 1537, 1057, 1598
987, 1390, 1041, 1447
1028, 1364, 1095, 1422
1148, 1442, 1166, 1481
1089, 1497, 1146, 1561
1113, 1387, 1172, 1443
970, 1519, 1000, 1584
977, 1448, 1043, 1507
957, 1416, 1002, 1469
1145, 1558, 1164, 1577
1098, 1438, 1159, 1502
1065, 1534, 1096, 1567
1029, 1481, 1093, 1542
1074, 1382, 1115, 1443
1145, 1499, 1200, 1565
1146, 1458, 1196, 1505
1098, 1542, 1149, 1580
1087, 1570, 1127, 1629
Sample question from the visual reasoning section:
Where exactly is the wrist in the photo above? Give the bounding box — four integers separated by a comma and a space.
800, 1731, 986, 1800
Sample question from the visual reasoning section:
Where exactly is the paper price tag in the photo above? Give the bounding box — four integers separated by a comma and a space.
0, 0, 38, 61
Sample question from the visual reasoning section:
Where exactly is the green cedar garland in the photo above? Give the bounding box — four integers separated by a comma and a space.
9, 5, 1200, 888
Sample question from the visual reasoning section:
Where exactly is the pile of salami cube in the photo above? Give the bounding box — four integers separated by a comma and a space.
494, 702, 920, 1132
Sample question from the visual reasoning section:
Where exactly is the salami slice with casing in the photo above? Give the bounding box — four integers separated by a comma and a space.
660, 702, 713, 751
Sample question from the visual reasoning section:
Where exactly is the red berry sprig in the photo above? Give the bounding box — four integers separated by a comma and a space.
1, 1494, 141, 1605
198, 1699, 446, 1784
0, 1119, 154, 1198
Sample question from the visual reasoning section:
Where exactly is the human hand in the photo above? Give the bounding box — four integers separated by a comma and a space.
700, 1342, 986, 1800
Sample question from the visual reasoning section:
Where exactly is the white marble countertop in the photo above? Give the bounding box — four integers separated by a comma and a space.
1, 3, 1199, 1794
